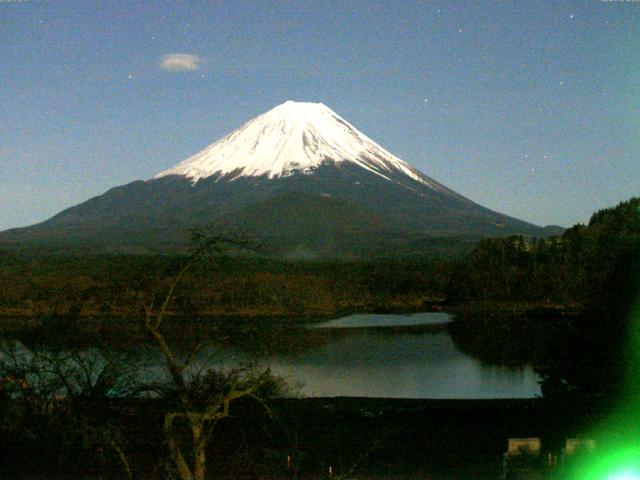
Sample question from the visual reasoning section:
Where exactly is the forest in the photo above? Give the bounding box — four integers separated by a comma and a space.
0, 252, 451, 322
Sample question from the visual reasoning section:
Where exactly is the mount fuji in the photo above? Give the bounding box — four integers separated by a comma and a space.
0, 101, 554, 256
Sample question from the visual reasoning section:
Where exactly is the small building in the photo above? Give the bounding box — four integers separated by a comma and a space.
507, 437, 541, 457
565, 438, 596, 456
502, 438, 544, 480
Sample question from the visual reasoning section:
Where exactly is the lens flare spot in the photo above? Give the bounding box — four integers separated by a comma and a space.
608, 470, 640, 480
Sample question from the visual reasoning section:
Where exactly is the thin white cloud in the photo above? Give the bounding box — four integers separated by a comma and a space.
160, 53, 201, 72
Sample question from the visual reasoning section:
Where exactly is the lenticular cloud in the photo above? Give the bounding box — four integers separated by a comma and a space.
160, 53, 201, 71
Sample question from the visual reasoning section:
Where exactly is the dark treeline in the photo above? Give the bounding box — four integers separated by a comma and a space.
447, 197, 640, 314
0, 253, 450, 321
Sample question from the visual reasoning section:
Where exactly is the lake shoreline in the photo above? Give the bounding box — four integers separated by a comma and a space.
0, 299, 581, 332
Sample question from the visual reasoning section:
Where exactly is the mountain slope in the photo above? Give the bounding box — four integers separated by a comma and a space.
0, 101, 550, 257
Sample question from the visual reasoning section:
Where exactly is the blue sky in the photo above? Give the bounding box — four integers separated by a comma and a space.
1, 0, 638, 230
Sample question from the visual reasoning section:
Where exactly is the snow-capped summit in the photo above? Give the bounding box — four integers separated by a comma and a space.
154, 101, 442, 190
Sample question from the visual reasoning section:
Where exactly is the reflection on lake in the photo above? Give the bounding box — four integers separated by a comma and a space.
308, 312, 452, 329
268, 313, 540, 398
0, 313, 541, 399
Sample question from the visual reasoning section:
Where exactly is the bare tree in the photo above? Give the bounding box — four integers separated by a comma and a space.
143, 230, 280, 480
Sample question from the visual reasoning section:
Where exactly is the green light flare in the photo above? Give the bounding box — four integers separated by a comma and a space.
566, 299, 640, 480
608, 470, 640, 480
569, 445, 640, 480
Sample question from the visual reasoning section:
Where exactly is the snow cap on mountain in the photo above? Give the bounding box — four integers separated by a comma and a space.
154, 101, 442, 189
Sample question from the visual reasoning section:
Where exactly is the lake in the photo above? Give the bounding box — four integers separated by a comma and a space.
0, 312, 541, 399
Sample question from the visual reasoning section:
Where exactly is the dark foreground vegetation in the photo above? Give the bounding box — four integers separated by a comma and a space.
0, 390, 607, 479
0, 197, 638, 478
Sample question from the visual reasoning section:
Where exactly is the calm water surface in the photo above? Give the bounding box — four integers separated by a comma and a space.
267, 312, 540, 398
